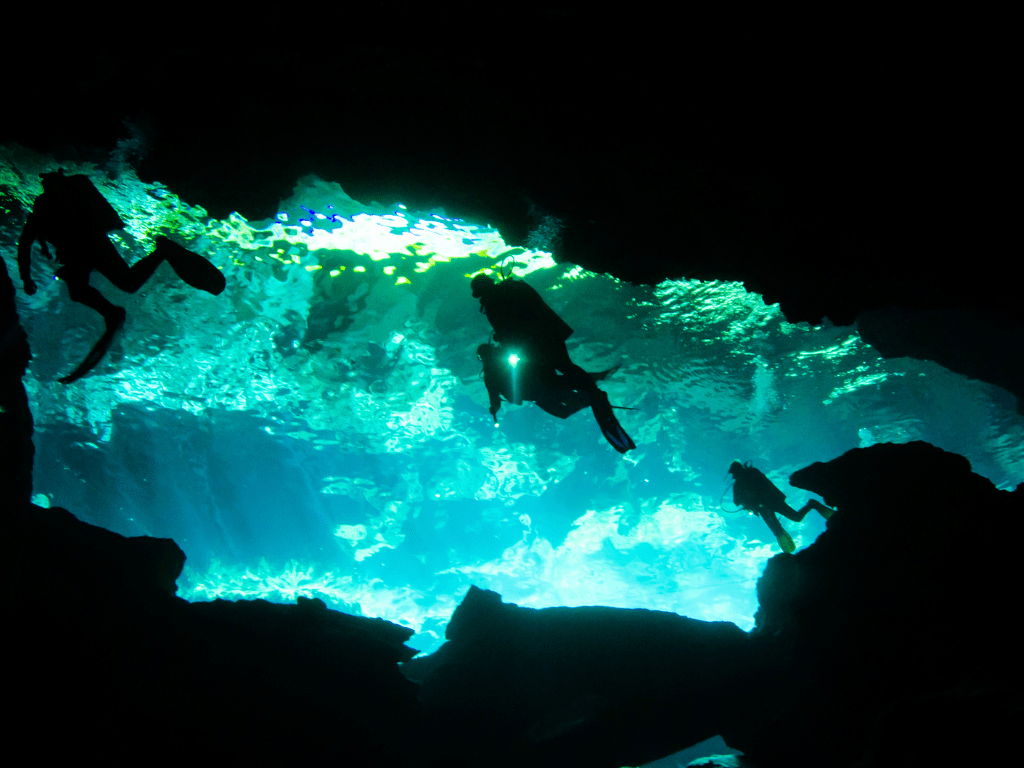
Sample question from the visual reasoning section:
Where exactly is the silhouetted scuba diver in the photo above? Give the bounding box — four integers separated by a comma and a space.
477, 342, 621, 423
17, 170, 225, 382
726, 461, 835, 553
471, 273, 635, 453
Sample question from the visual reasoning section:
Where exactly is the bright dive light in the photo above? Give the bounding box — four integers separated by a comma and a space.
508, 354, 520, 368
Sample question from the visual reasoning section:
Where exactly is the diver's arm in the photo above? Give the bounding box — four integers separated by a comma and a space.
483, 370, 502, 423
17, 214, 40, 295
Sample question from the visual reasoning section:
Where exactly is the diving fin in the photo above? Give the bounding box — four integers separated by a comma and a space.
591, 391, 636, 453
776, 532, 796, 554
600, 416, 636, 453
60, 307, 126, 384
154, 236, 226, 295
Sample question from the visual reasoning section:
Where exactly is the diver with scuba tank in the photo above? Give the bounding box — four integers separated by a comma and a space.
17, 170, 225, 382
725, 460, 835, 553
470, 272, 635, 453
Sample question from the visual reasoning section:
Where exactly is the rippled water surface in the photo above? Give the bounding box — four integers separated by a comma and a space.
4, 146, 1022, 652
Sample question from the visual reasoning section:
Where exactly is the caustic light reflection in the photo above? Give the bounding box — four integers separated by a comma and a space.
5, 148, 1024, 654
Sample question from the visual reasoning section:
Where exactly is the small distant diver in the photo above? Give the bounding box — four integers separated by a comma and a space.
17, 170, 225, 382
725, 461, 835, 553
471, 272, 635, 453
477, 341, 622, 423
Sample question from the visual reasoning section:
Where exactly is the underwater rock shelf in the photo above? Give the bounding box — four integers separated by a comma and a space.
6, 444, 1021, 767
8, 505, 422, 763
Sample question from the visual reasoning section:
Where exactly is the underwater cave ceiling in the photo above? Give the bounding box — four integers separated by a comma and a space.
6, 38, 1019, 411
5, 39, 1016, 328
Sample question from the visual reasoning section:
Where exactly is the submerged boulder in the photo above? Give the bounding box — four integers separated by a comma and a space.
7, 504, 422, 763
738, 441, 1023, 767
409, 584, 756, 768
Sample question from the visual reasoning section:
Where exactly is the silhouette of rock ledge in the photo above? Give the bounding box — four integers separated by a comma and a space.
7, 503, 422, 763
407, 584, 757, 768
411, 443, 1023, 768
738, 441, 1023, 767
11, 503, 185, 599
858, 307, 1024, 414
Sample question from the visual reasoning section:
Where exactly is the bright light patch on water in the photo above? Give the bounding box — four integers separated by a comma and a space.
4, 145, 1023, 654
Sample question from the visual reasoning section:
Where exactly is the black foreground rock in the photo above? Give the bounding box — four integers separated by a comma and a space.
405, 585, 754, 767
8, 504, 423, 763
0, 255, 32, 509
762, 442, 1023, 767
10, 437, 1017, 766
411, 444, 1022, 768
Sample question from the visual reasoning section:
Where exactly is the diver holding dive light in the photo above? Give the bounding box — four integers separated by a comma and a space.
470, 273, 635, 453
477, 342, 621, 423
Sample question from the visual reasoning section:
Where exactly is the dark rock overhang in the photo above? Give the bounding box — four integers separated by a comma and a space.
6, 32, 1017, 406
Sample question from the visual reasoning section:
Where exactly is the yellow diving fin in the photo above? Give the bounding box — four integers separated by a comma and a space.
777, 532, 796, 554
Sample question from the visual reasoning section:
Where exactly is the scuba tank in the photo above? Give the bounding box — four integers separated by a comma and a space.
38, 171, 125, 242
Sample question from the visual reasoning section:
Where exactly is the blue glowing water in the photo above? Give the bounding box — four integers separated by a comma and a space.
4, 146, 1023, 655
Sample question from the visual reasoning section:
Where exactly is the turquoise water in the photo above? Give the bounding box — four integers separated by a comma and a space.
5, 145, 1023, 655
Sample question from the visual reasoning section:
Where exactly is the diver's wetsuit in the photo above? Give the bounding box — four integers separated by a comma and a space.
731, 464, 795, 538
477, 279, 594, 395
479, 344, 615, 421
17, 171, 224, 382
473, 276, 635, 452
729, 461, 834, 552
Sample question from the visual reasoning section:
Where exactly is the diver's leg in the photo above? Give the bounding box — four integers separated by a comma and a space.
152, 237, 226, 294
779, 500, 835, 522
558, 390, 593, 418
59, 271, 126, 383
776, 502, 809, 523
761, 510, 797, 553
800, 499, 835, 520
562, 360, 600, 394
90, 237, 164, 294
534, 389, 591, 419
590, 363, 621, 383
541, 342, 634, 451
94, 236, 225, 295
62, 270, 127, 326
547, 343, 599, 395
592, 392, 636, 453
